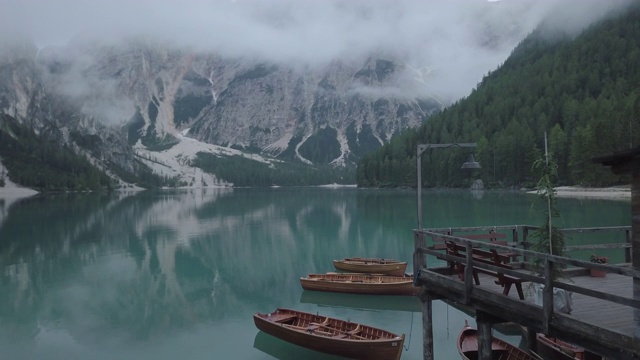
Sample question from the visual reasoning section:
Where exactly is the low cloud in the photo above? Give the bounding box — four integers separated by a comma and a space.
1, 0, 634, 101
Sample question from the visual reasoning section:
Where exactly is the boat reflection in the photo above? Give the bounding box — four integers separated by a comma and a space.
253, 331, 343, 360
299, 290, 421, 313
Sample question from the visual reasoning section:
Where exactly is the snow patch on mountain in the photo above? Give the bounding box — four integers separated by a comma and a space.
264, 132, 293, 153
134, 130, 280, 188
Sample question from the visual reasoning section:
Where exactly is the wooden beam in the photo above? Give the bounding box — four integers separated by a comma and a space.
477, 316, 494, 360
414, 232, 426, 285
543, 259, 553, 334
632, 163, 640, 342
591, 146, 640, 174
421, 292, 435, 360
417, 269, 640, 357
476, 309, 507, 324
526, 327, 537, 354
552, 315, 640, 359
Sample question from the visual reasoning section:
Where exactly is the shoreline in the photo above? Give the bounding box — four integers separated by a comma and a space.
0, 183, 632, 201
0, 179, 39, 199
532, 186, 631, 201
0, 179, 39, 209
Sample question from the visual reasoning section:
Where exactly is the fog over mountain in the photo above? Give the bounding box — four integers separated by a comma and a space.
1, 0, 632, 101
0, 0, 635, 189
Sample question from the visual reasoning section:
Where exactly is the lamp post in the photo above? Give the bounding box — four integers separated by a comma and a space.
416, 143, 480, 229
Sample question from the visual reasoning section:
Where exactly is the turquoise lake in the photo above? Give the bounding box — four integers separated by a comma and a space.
0, 188, 631, 359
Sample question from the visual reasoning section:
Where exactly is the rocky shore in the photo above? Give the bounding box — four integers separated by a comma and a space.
547, 186, 631, 200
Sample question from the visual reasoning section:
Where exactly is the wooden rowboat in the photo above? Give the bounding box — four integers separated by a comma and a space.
300, 272, 418, 296
332, 257, 407, 276
458, 321, 538, 360
536, 333, 585, 360
253, 308, 405, 360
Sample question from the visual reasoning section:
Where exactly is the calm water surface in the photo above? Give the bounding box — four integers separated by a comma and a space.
0, 188, 630, 359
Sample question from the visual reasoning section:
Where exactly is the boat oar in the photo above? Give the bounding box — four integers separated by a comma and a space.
307, 322, 366, 339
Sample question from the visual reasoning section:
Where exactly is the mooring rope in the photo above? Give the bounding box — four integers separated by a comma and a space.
403, 311, 414, 351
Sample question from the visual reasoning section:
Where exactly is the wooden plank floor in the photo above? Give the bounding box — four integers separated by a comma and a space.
561, 273, 634, 335
460, 271, 636, 336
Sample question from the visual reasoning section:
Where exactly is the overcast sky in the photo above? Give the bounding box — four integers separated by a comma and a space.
0, 0, 634, 100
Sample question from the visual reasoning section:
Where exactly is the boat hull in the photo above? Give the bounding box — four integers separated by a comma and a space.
333, 258, 407, 277
254, 308, 404, 360
536, 334, 585, 360
458, 324, 537, 360
300, 273, 417, 295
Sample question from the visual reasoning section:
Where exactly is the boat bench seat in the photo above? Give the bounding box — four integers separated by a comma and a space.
348, 325, 362, 333
273, 314, 298, 324
307, 320, 331, 332
333, 328, 363, 339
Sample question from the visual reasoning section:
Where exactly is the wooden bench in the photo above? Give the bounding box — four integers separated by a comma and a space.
463, 232, 521, 260
445, 241, 526, 300
430, 231, 517, 270
430, 231, 508, 249
464, 232, 508, 242
429, 231, 452, 251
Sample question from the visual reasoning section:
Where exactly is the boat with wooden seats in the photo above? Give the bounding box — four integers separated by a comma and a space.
300, 272, 418, 295
332, 257, 407, 276
458, 321, 539, 360
253, 308, 405, 360
536, 333, 585, 360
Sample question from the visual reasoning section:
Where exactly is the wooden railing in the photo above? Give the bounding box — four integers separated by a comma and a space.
413, 225, 639, 338
419, 224, 632, 265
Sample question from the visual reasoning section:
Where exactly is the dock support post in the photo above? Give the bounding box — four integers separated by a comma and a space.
526, 326, 537, 354
633, 169, 640, 339
414, 231, 426, 283
419, 290, 435, 360
542, 258, 554, 334
625, 228, 632, 263
522, 226, 530, 263
475, 311, 509, 360
476, 311, 494, 360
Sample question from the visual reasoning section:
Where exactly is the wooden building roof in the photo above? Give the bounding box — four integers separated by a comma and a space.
592, 146, 640, 175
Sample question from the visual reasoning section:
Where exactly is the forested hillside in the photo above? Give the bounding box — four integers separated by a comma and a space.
357, 5, 640, 188
0, 114, 113, 191
0, 114, 170, 191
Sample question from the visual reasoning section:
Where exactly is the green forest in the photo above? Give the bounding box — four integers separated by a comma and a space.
0, 114, 170, 191
357, 5, 640, 189
193, 152, 354, 187
0, 114, 114, 191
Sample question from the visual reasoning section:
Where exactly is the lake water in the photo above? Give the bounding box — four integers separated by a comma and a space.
0, 188, 630, 359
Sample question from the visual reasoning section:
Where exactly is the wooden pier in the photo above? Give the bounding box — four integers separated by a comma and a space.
413, 225, 640, 360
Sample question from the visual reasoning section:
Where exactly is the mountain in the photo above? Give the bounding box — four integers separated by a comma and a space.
41, 40, 442, 161
2, 0, 593, 191
0, 39, 152, 191
0, 36, 444, 190
356, 3, 640, 189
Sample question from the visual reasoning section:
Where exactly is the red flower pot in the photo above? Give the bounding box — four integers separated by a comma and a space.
590, 269, 606, 277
